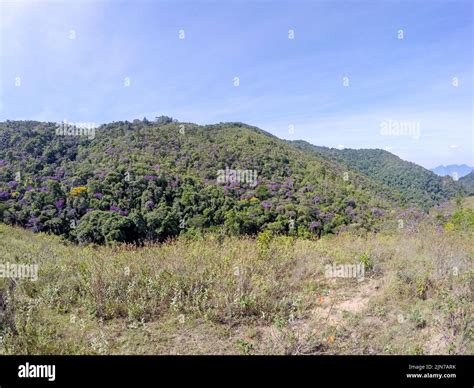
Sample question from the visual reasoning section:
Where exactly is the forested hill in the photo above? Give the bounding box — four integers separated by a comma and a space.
289, 140, 462, 210
459, 171, 474, 194
0, 119, 458, 244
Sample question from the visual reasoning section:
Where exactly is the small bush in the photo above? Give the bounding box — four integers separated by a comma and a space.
358, 252, 373, 271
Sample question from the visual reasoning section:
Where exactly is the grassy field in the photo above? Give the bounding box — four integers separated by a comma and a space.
0, 215, 472, 356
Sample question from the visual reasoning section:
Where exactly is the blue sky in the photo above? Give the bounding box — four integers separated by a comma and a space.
1, 0, 472, 168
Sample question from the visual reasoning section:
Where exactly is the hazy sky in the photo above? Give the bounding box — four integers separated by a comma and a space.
1, 0, 472, 169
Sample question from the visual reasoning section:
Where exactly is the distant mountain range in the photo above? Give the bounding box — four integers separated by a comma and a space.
431, 164, 474, 179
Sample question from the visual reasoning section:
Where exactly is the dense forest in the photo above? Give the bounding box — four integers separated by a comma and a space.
290, 141, 462, 210
459, 171, 474, 194
0, 118, 464, 244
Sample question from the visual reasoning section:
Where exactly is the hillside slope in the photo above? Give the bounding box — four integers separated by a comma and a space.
459, 171, 474, 194
290, 141, 462, 210
0, 119, 456, 243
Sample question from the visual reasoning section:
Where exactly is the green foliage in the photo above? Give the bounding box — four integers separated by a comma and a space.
415, 275, 430, 300
236, 338, 254, 355
459, 171, 474, 194
291, 141, 463, 210
408, 308, 427, 329
0, 119, 455, 244
256, 230, 273, 257
74, 211, 136, 244
358, 252, 373, 271
448, 208, 474, 232
154, 115, 174, 125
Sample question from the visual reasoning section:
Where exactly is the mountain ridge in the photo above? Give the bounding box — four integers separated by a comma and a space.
0, 119, 463, 243
431, 164, 473, 178
289, 140, 463, 210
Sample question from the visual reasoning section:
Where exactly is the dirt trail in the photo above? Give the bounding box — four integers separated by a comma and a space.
310, 278, 381, 326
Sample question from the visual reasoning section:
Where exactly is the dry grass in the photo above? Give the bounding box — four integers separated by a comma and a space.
0, 217, 472, 355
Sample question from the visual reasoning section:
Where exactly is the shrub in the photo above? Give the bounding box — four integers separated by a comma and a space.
256, 230, 273, 257
74, 210, 136, 244
449, 208, 474, 232
358, 252, 373, 271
